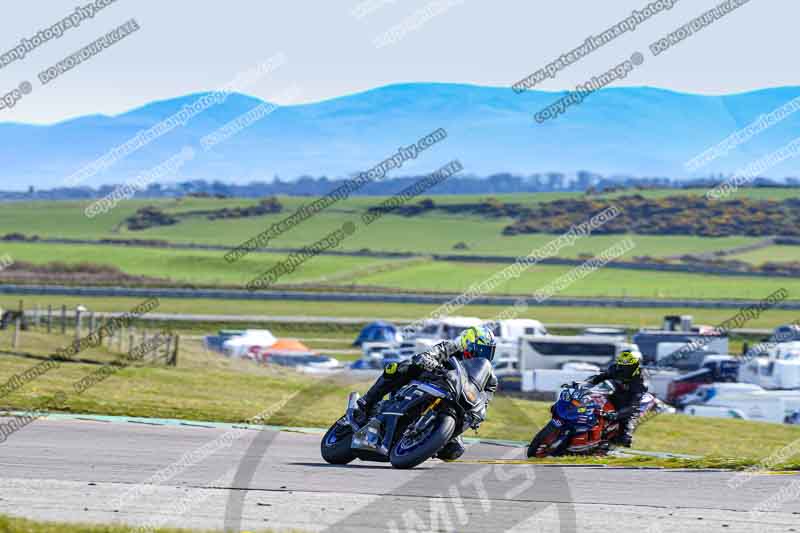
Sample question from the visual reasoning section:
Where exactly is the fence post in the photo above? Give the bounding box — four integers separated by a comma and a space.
170, 335, 179, 367
47, 305, 53, 334
34, 304, 41, 328
162, 333, 170, 362
117, 327, 125, 352
128, 328, 136, 356
12, 315, 20, 349
61, 305, 67, 335
75, 309, 83, 343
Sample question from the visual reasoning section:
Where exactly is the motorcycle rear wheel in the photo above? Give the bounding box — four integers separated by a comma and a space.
321, 418, 357, 465
390, 414, 456, 469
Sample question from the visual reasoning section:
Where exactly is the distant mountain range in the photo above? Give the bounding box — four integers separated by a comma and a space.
2, 83, 800, 190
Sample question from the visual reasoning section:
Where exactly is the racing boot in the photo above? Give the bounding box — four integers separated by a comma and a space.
353, 374, 393, 426
436, 436, 465, 461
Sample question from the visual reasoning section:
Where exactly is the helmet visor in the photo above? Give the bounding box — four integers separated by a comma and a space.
615, 363, 639, 381
471, 342, 496, 361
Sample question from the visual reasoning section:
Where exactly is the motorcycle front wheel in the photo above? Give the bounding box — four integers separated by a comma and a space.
321, 418, 357, 465
527, 422, 563, 458
390, 414, 456, 469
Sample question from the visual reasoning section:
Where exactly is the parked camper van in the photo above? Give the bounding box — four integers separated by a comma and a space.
518, 335, 636, 372
485, 319, 549, 376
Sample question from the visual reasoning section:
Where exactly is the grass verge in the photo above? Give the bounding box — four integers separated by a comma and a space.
0, 514, 295, 533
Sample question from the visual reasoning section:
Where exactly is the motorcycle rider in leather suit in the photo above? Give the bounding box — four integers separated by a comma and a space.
585, 350, 646, 447
353, 325, 499, 460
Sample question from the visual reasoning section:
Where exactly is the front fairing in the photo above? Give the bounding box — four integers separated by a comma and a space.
387, 381, 449, 413
442, 358, 491, 431
553, 392, 599, 431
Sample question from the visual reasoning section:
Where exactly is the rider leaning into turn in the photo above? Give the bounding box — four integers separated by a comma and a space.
585, 350, 646, 448
354, 325, 499, 461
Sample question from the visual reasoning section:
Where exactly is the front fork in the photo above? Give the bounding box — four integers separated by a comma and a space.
406, 398, 442, 437
344, 391, 361, 431
547, 421, 573, 454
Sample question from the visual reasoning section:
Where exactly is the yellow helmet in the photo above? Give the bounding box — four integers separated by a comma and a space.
614, 350, 641, 381
458, 325, 496, 361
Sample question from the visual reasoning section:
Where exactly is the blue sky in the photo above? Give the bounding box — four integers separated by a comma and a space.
0, 0, 795, 124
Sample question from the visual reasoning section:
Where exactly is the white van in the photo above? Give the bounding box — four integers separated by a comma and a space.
739, 341, 800, 390
485, 319, 548, 341
485, 319, 548, 376
518, 335, 636, 371
680, 383, 789, 424
412, 316, 483, 352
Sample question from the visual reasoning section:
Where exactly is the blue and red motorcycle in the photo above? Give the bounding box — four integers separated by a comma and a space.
526, 381, 665, 458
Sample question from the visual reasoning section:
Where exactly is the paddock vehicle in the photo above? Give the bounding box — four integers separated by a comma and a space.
321, 356, 493, 469
221, 329, 277, 358
526, 381, 665, 458
412, 317, 483, 352
519, 335, 635, 371
486, 319, 548, 376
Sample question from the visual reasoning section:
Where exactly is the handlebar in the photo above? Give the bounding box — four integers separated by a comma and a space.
561, 380, 589, 389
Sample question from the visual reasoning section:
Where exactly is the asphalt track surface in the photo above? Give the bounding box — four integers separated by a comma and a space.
1, 417, 799, 532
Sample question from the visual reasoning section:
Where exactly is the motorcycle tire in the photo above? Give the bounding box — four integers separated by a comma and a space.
527, 423, 563, 458
390, 414, 456, 469
321, 418, 357, 465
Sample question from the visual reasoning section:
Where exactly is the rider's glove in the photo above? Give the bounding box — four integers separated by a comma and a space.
412, 352, 440, 372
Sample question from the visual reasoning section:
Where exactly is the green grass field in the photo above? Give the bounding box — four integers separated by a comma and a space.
2, 239, 797, 300
603, 187, 800, 202
2, 293, 797, 330
1, 190, 797, 329
325, 256, 798, 300
728, 245, 800, 265
1, 190, 795, 303
135, 209, 760, 259
0, 193, 779, 258
0, 241, 393, 286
